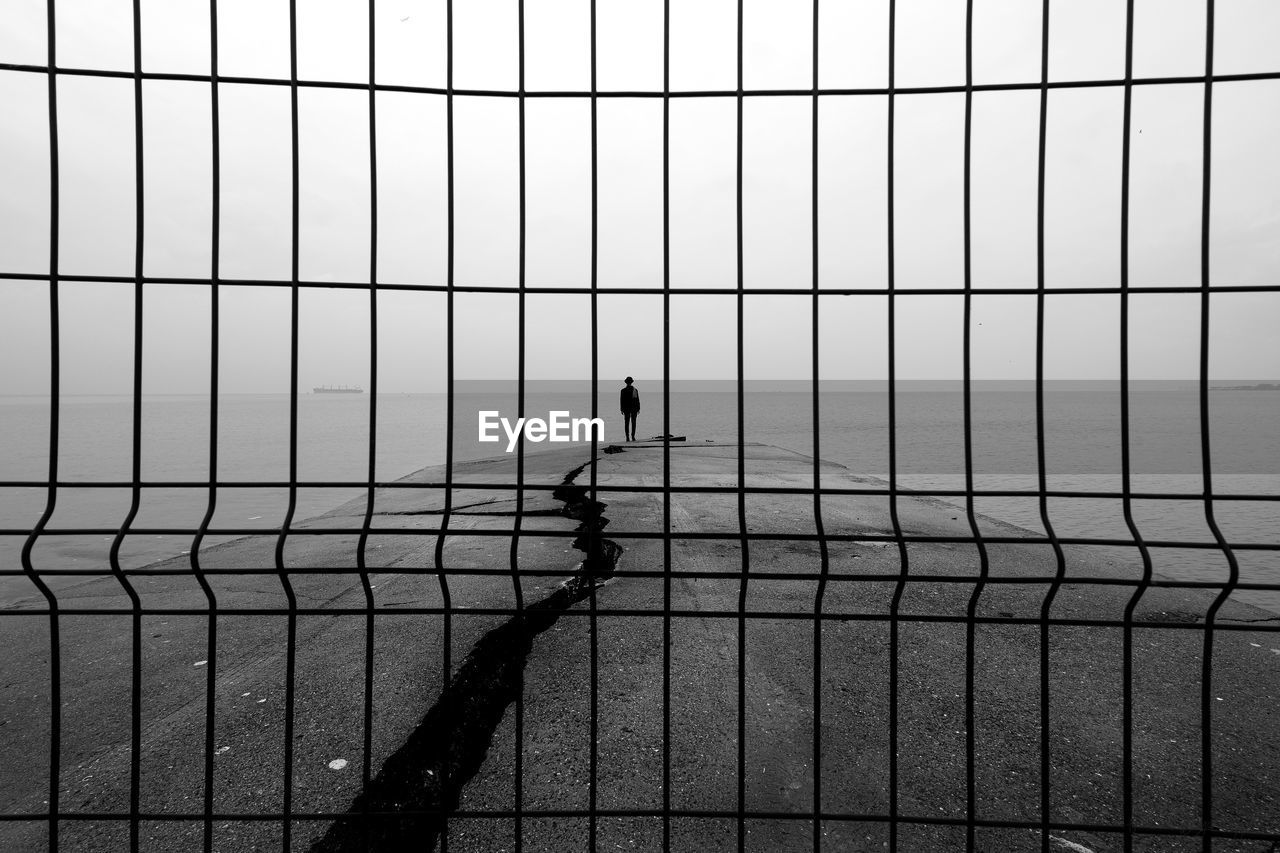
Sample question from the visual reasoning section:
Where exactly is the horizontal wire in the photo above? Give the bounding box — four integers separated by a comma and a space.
3, 481, 1278, 503
3, 269, 1279, 296
4, 527, 1278, 550
3, 60, 1280, 96
0, 605, 1275, 630
5, 565, 1279, 592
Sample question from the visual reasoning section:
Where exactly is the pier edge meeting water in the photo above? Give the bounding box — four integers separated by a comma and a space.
3, 380, 1276, 613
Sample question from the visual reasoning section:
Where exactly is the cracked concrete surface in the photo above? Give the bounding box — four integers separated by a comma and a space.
1, 440, 1278, 852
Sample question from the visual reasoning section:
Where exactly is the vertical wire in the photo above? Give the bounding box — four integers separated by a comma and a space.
355, 1, 380, 842
1115, 2, 1153, 850
734, 1, 749, 849
1033, 3, 1069, 851
433, 0, 457, 845
187, 2, 224, 848
114, 2, 149, 846
1196, 4, 1240, 849
276, 1, 303, 846
661, 4, 673, 850
588, 2, 601, 847
809, 2, 831, 850
21, 1, 64, 848
511, 1, 528, 848
960, 1, 991, 850
885, 1, 909, 848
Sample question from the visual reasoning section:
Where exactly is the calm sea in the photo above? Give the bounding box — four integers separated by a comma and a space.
2, 384, 1277, 611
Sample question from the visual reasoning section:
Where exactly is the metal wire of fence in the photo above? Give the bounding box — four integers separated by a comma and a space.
2, 1, 1279, 852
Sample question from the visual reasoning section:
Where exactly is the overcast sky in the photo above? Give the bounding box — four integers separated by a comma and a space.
0, 0, 1277, 394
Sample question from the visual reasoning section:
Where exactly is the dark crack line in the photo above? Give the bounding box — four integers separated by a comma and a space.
311, 454, 620, 852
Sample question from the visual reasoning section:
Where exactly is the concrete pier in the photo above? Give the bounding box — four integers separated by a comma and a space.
1, 440, 1277, 852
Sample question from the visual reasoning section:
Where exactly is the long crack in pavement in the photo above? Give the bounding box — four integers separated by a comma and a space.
312, 455, 619, 852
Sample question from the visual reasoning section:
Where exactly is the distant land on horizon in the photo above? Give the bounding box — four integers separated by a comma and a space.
1211, 383, 1280, 391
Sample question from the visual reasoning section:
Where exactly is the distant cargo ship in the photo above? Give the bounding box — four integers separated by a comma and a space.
313, 385, 364, 394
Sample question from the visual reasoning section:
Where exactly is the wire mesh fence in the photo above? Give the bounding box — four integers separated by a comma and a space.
2, 0, 1279, 851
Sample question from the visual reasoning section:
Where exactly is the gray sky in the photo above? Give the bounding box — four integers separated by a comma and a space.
0, 0, 1277, 394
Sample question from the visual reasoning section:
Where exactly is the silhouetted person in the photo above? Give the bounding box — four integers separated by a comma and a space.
619, 377, 640, 441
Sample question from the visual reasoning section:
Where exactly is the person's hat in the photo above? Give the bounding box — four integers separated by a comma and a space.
625, 376, 634, 384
